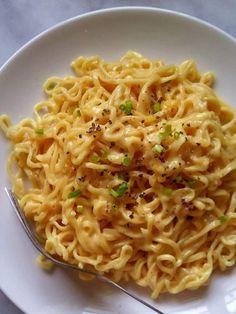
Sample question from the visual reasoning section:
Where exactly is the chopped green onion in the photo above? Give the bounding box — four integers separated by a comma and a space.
109, 189, 120, 198
165, 124, 172, 134
218, 215, 228, 223
120, 100, 133, 115
101, 148, 109, 160
152, 144, 164, 155
90, 155, 100, 163
117, 174, 125, 181
159, 124, 172, 140
117, 182, 128, 195
122, 156, 131, 167
76, 109, 82, 117
187, 178, 196, 188
175, 174, 182, 183
152, 103, 161, 113
76, 205, 83, 213
173, 131, 183, 140
163, 187, 172, 197
35, 128, 44, 135
109, 182, 128, 198
68, 189, 82, 198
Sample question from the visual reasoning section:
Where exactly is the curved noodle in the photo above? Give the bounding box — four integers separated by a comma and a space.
1, 51, 236, 298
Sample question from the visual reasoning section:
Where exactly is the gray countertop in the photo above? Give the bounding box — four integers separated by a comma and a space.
0, 1, 235, 313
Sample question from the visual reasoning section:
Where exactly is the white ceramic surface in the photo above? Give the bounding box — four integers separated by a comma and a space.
0, 7, 236, 314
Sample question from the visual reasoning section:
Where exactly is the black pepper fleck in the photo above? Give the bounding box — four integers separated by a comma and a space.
186, 215, 193, 220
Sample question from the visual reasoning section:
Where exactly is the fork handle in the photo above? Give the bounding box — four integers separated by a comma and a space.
97, 275, 165, 314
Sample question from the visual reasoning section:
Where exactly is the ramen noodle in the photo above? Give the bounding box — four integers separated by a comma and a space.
1, 51, 236, 298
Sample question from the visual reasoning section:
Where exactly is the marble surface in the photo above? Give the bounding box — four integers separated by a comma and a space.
0, 1, 235, 313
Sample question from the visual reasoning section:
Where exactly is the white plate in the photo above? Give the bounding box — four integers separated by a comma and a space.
1, 7, 236, 314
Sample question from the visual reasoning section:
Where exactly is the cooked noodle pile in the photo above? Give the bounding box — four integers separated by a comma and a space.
1, 51, 236, 298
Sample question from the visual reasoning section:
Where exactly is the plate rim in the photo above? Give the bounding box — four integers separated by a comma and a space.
0, 6, 235, 75
1, 6, 236, 314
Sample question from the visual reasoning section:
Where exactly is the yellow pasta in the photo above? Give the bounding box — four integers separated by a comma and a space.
1, 51, 236, 298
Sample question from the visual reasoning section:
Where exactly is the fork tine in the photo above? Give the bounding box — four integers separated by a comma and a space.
5, 187, 47, 256
5, 187, 165, 314
5, 188, 107, 273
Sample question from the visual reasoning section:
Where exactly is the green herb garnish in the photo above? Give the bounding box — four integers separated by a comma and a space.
117, 174, 125, 181
218, 215, 228, 223
175, 174, 182, 183
122, 156, 131, 167
159, 124, 172, 140
152, 144, 164, 155
101, 148, 109, 160
35, 128, 44, 135
90, 155, 100, 164
68, 189, 82, 198
163, 187, 172, 197
109, 182, 128, 198
152, 103, 161, 113
76, 109, 82, 117
187, 178, 196, 188
120, 100, 133, 115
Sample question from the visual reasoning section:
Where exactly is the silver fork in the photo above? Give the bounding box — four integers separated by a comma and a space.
5, 187, 165, 314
